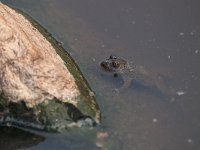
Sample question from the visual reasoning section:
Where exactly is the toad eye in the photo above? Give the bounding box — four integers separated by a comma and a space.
112, 61, 119, 68
109, 55, 117, 59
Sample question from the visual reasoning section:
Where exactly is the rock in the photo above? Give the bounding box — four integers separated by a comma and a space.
0, 2, 100, 131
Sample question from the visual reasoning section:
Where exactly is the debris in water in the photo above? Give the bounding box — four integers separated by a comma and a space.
187, 138, 193, 144
179, 32, 185, 36
190, 31, 195, 35
131, 20, 136, 25
96, 131, 109, 150
96, 131, 109, 139
195, 50, 199, 54
177, 91, 185, 96
92, 58, 96, 62
152, 118, 158, 123
101, 44, 105, 48
170, 97, 175, 102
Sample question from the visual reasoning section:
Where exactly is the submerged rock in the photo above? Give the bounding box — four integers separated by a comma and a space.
0, 2, 100, 131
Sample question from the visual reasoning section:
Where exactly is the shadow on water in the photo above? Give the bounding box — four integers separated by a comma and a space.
0, 127, 45, 150
130, 79, 165, 98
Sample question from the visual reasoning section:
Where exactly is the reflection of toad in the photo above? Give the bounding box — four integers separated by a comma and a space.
100, 55, 172, 97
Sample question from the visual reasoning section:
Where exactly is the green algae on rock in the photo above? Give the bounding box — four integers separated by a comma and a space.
0, 2, 100, 131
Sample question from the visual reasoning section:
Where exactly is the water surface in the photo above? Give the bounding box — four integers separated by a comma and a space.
1, 0, 200, 150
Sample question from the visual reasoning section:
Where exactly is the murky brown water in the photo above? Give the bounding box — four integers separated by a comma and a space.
1, 0, 200, 150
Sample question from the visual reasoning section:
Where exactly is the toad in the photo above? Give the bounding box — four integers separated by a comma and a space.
100, 55, 172, 97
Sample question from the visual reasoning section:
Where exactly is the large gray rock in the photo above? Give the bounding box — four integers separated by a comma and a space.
0, 2, 100, 131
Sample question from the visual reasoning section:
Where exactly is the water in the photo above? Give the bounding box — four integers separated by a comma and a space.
1, 0, 200, 150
